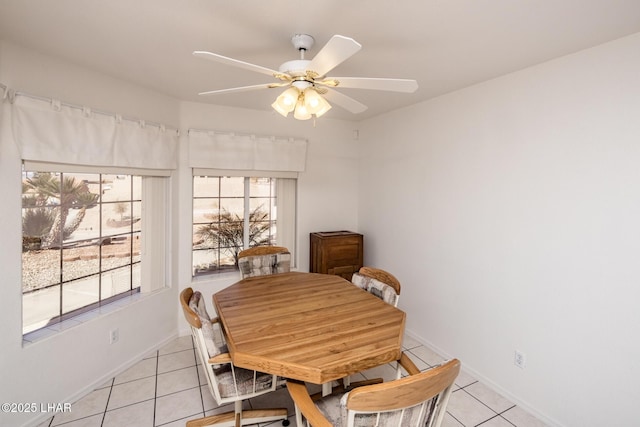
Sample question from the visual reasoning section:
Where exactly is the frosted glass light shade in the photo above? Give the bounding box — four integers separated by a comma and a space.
304, 88, 332, 117
272, 87, 300, 117
293, 101, 312, 120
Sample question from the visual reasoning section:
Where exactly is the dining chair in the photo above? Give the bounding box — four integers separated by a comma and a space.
343, 266, 402, 389
237, 245, 291, 279
287, 353, 460, 427
179, 287, 290, 427
351, 266, 401, 307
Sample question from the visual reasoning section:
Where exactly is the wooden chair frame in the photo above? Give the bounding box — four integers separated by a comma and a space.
237, 245, 290, 259
287, 353, 460, 427
358, 266, 401, 297
180, 287, 289, 427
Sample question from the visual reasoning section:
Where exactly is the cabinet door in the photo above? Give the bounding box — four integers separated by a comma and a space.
328, 265, 359, 280
310, 232, 363, 280
325, 238, 361, 265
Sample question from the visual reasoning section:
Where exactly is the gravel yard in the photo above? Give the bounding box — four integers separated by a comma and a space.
22, 238, 140, 292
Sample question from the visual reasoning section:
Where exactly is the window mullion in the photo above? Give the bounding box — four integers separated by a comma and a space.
98, 174, 103, 304
243, 177, 250, 250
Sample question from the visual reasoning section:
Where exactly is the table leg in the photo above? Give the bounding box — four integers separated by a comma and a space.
322, 382, 332, 396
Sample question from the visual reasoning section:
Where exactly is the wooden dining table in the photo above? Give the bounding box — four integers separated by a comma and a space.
213, 271, 406, 389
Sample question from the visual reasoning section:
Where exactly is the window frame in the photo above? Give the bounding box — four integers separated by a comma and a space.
21, 162, 170, 337
191, 170, 297, 277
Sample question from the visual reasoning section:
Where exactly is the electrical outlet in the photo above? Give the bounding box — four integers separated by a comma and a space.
109, 328, 119, 344
514, 350, 526, 369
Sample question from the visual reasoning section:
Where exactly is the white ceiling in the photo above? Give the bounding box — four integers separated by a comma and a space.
1, 0, 640, 121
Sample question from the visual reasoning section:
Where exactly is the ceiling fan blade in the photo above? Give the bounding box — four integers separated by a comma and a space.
193, 51, 282, 77
198, 83, 287, 96
325, 77, 419, 93
323, 89, 368, 114
307, 35, 362, 77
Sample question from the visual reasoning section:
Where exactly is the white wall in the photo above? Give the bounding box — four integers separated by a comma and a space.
0, 40, 182, 427
0, 40, 361, 426
358, 32, 640, 427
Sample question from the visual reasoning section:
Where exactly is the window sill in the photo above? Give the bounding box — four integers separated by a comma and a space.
190, 266, 300, 285
191, 269, 241, 283
22, 289, 163, 347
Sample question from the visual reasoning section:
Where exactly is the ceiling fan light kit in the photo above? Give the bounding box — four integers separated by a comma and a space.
194, 33, 418, 121
272, 86, 332, 120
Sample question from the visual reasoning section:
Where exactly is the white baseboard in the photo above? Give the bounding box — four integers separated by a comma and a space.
22, 332, 179, 427
404, 328, 564, 427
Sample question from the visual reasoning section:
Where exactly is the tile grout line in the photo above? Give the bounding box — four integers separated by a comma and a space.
100, 378, 114, 426
152, 350, 159, 427
447, 411, 466, 427
458, 383, 510, 417
154, 337, 203, 425
495, 405, 519, 427
454, 386, 518, 427
192, 335, 208, 420
406, 348, 438, 369
474, 410, 518, 427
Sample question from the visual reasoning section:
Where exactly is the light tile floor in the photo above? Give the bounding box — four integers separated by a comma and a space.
37, 335, 548, 427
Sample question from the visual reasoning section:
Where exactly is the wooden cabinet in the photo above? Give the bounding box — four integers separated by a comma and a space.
310, 231, 363, 280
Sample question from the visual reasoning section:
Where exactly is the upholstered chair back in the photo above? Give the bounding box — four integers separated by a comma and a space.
237, 246, 291, 279
351, 266, 401, 307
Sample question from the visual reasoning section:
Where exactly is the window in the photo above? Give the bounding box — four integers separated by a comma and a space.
192, 175, 296, 276
10, 94, 176, 338
22, 168, 144, 335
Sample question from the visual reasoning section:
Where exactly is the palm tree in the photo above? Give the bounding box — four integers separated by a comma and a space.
24, 173, 57, 207
63, 190, 99, 239
196, 206, 272, 267
24, 173, 98, 248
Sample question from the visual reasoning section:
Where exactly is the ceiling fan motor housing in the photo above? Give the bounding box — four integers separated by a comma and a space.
279, 59, 312, 78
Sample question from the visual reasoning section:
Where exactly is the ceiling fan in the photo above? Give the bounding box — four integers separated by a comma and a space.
193, 34, 418, 120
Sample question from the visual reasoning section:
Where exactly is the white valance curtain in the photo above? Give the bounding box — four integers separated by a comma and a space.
11, 95, 178, 171
188, 129, 307, 172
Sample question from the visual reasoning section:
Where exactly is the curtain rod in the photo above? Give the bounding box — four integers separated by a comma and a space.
0, 81, 179, 135
188, 127, 306, 143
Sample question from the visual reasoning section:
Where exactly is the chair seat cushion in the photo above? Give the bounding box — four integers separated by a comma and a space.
314, 392, 382, 426
214, 364, 275, 398
314, 393, 346, 426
